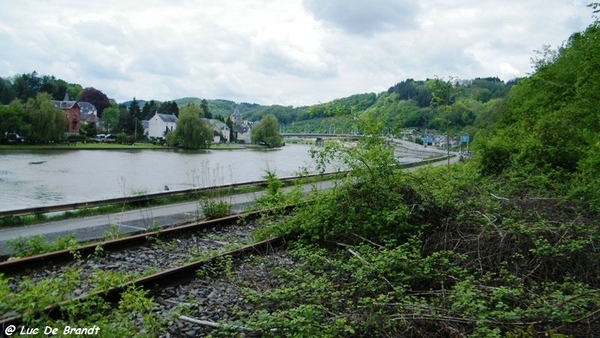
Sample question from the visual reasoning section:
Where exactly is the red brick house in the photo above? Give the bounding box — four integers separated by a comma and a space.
52, 93, 80, 135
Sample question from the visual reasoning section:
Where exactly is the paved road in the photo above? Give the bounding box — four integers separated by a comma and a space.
0, 181, 335, 255
0, 147, 459, 256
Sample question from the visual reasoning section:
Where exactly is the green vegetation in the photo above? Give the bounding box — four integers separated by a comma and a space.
244, 124, 599, 336
199, 198, 233, 220
250, 113, 284, 147
0, 268, 178, 337
476, 17, 600, 213
6, 234, 79, 258
167, 103, 213, 149
0, 92, 67, 143
233, 16, 600, 337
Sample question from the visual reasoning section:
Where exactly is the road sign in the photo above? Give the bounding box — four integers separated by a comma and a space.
460, 135, 470, 143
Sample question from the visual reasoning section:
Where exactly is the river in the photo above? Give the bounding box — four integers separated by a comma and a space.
0, 144, 333, 212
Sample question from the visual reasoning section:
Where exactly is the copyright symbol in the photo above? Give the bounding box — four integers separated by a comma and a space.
4, 325, 16, 335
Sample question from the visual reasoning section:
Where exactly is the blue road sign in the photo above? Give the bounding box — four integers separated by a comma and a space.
460, 135, 470, 143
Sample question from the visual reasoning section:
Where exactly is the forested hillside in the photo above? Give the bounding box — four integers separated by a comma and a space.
477, 20, 600, 213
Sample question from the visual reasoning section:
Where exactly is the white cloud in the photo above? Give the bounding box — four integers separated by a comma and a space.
0, 0, 595, 106
303, 0, 419, 36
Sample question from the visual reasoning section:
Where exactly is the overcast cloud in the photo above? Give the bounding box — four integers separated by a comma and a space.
0, 0, 594, 106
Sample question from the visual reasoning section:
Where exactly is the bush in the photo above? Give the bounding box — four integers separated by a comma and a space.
199, 198, 232, 219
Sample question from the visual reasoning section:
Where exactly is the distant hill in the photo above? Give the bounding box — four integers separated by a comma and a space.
173, 97, 265, 120
113, 76, 515, 135
120, 99, 147, 108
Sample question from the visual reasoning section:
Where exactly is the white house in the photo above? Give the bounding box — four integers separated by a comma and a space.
148, 112, 178, 138
233, 125, 251, 143
206, 119, 230, 143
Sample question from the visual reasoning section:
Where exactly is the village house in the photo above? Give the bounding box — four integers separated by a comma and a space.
52, 93, 80, 135
203, 119, 230, 143
148, 112, 178, 139
233, 125, 251, 143
78, 102, 100, 125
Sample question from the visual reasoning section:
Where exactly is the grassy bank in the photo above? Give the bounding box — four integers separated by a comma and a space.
0, 142, 252, 151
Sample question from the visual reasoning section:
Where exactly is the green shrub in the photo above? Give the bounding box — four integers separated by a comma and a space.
200, 198, 232, 219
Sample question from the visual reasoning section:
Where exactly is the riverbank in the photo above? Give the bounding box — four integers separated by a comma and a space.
0, 142, 267, 151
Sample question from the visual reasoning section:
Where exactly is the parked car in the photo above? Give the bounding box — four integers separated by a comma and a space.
95, 134, 106, 142
105, 134, 116, 143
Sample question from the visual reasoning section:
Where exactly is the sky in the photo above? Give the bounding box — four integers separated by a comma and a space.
0, 1, 595, 106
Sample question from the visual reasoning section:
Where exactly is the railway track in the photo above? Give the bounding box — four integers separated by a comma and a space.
1, 202, 297, 275
0, 209, 292, 335
1, 236, 287, 336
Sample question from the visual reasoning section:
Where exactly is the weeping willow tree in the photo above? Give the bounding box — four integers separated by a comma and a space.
14, 92, 67, 142
170, 103, 213, 149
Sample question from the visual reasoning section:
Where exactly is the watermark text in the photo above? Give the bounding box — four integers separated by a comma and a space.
4, 325, 100, 336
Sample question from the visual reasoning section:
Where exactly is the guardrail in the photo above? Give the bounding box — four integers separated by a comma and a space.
0, 172, 344, 218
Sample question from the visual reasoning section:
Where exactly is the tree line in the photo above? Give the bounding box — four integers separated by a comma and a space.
1, 66, 517, 145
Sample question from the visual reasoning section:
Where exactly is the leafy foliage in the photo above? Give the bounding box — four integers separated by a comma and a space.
169, 103, 213, 149
78, 87, 111, 117
476, 19, 600, 212
2, 92, 68, 143
6, 234, 79, 257
251, 114, 283, 147
246, 91, 600, 336
199, 198, 232, 219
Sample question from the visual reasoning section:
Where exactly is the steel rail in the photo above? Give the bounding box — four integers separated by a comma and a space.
0, 236, 285, 330
0, 207, 289, 275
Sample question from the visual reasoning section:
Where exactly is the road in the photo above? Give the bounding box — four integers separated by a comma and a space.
0, 145, 459, 256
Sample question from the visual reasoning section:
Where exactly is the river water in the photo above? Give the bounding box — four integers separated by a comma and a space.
0, 144, 334, 212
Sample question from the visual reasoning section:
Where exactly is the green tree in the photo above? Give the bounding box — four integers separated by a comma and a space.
82, 122, 97, 138
118, 98, 144, 137
428, 77, 458, 164
251, 114, 283, 147
141, 100, 160, 120
160, 101, 179, 117
172, 103, 212, 149
0, 77, 16, 104
0, 104, 24, 143
200, 99, 212, 119
100, 106, 119, 133
66, 83, 83, 101
12, 71, 41, 102
21, 92, 66, 142
476, 16, 600, 210
226, 116, 235, 142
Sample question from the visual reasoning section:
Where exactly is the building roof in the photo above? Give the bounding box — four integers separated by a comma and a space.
204, 119, 229, 130
156, 113, 178, 123
52, 100, 78, 110
80, 111, 99, 122
234, 125, 249, 133
78, 102, 97, 113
